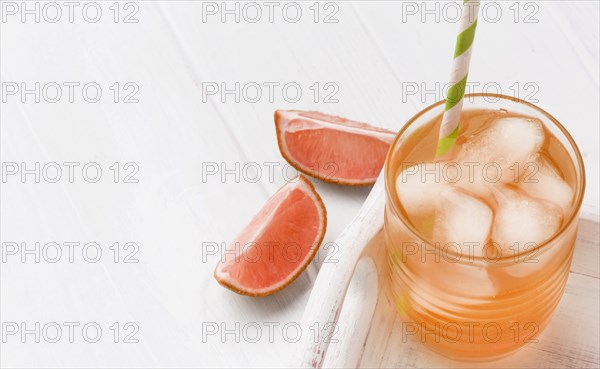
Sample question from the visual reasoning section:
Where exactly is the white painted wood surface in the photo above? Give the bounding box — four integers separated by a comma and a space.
295, 173, 385, 368
359, 219, 600, 369
1, 1, 598, 368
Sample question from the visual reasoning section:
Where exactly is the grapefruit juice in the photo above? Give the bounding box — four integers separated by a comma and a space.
384, 94, 585, 360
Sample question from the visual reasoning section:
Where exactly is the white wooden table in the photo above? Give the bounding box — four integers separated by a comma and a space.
1, 1, 598, 368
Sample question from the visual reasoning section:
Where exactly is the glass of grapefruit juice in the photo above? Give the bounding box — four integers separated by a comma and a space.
384, 94, 586, 360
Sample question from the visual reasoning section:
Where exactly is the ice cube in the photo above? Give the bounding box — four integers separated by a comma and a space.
395, 162, 448, 215
460, 117, 546, 184
492, 187, 563, 254
426, 189, 498, 296
432, 188, 493, 258
518, 155, 574, 214
452, 160, 494, 198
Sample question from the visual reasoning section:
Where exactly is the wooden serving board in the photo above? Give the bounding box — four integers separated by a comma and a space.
348, 216, 599, 369
2, 2, 597, 368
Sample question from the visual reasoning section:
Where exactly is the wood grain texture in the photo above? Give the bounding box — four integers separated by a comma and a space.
0, 1, 598, 368
359, 218, 600, 369
295, 175, 385, 368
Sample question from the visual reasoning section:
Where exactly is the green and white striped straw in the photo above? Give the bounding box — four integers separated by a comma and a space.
436, 0, 481, 157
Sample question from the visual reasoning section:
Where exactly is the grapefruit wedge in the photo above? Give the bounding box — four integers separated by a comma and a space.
214, 175, 326, 297
275, 110, 396, 186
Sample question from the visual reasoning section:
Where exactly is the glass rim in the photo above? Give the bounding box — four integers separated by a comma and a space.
384, 92, 587, 263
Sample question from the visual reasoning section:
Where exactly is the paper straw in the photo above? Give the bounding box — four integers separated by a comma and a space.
436, 0, 481, 157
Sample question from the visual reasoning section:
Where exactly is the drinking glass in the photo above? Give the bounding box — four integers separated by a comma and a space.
384, 93, 586, 360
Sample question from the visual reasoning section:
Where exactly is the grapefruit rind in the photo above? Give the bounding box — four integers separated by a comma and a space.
275, 110, 396, 186
214, 175, 327, 297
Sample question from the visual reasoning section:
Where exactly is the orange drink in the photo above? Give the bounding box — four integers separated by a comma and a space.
384, 94, 585, 360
